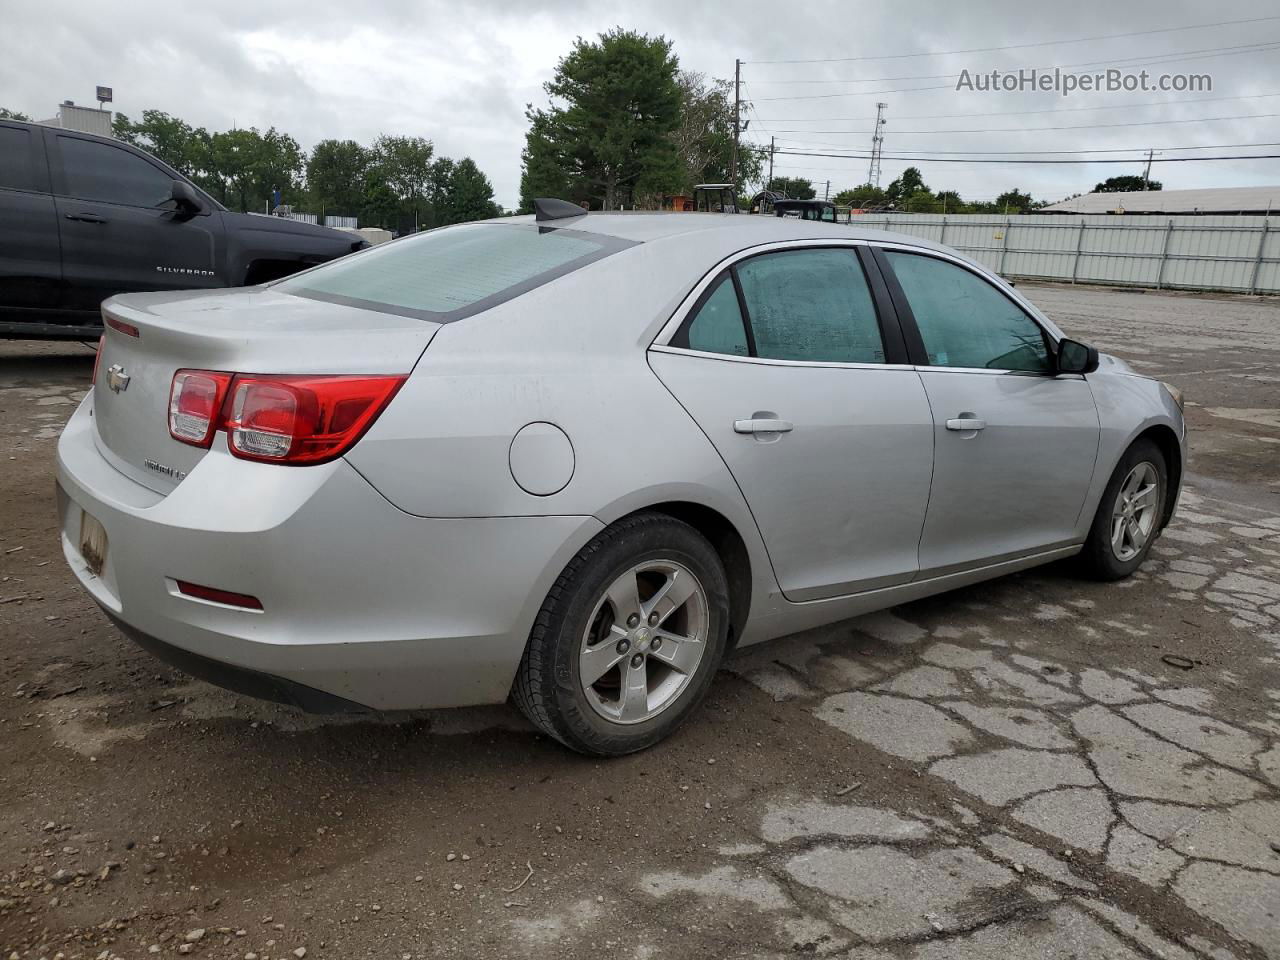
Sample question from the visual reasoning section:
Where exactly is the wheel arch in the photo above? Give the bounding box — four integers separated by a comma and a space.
1132, 423, 1183, 530
612, 500, 754, 651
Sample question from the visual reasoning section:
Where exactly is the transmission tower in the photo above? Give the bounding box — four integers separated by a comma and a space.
867, 102, 887, 187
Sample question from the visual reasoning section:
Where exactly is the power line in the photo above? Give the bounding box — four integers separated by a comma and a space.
742, 42, 1280, 101
746, 39, 1279, 84
769, 148, 1280, 164
754, 90, 1280, 122
743, 15, 1280, 65
763, 111, 1280, 136
746, 140, 1280, 157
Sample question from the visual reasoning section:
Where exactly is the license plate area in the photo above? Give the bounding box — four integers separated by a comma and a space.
79, 509, 108, 577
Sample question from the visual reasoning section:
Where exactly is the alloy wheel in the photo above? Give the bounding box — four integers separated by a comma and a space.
578, 560, 709, 724
1110, 461, 1159, 561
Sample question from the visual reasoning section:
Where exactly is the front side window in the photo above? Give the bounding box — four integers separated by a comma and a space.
58, 136, 174, 208
736, 249, 885, 363
276, 223, 634, 322
884, 251, 1050, 372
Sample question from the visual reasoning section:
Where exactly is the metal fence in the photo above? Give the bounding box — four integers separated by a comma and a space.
849, 213, 1279, 295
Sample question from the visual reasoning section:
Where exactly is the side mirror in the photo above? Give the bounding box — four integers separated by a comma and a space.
170, 179, 205, 215
1057, 338, 1099, 375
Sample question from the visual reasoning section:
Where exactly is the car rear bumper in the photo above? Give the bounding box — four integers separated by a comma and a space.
56, 394, 602, 710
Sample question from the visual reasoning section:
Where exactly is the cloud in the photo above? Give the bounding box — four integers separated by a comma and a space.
2, 0, 1278, 208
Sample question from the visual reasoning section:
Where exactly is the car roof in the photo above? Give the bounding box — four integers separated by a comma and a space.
497, 211, 952, 254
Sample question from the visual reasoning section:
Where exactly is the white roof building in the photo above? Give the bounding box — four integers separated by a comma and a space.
1043, 185, 1280, 216
37, 101, 114, 138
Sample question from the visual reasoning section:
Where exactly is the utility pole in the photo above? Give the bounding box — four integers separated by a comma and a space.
731, 58, 741, 195
824, 180, 830, 200
1142, 148, 1161, 190
768, 136, 775, 188
867, 102, 887, 187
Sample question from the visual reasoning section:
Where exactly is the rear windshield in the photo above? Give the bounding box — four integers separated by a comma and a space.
275, 222, 636, 322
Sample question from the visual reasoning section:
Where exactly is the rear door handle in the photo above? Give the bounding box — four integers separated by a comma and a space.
734, 418, 794, 434
65, 212, 107, 224
945, 417, 986, 431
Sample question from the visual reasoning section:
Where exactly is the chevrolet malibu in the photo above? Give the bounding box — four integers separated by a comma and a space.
57, 200, 1186, 755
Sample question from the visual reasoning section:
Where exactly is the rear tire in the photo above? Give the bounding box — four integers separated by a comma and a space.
512, 512, 730, 756
1078, 438, 1167, 581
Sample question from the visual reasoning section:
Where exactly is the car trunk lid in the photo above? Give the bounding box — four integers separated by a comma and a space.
92, 286, 438, 494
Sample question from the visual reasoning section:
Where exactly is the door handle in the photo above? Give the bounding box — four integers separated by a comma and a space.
945, 417, 986, 432
65, 212, 107, 224
734, 418, 794, 434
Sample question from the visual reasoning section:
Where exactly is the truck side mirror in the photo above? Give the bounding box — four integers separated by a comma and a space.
170, 180, 206, 216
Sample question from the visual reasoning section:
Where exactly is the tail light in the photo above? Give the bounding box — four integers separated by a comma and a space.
92, 335, 105, 385
169, 370, 233, 446
168, 370, 405, 465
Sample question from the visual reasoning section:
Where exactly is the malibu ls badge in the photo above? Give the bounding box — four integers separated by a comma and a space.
105, 364, 131, 394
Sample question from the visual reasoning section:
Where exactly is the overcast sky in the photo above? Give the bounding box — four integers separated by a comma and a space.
3, 0, 1279, 208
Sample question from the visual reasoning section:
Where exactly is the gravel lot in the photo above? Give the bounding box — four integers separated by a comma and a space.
1, 282, 1278, 960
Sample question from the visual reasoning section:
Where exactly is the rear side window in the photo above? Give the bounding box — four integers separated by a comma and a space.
683, 275, 749, 356
883, 251, 1050, 372
737, 249, 885, 363
0, 128, 37, 191
58, 136, 174, 207
276, 223, 636, 322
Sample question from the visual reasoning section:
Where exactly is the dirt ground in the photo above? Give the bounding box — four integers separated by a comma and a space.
1, 282, 1278, 960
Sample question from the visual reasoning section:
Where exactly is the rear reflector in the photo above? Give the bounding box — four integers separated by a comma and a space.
105, 315, 140, 337
175, 580, 263, 610
166, 370, 406, 464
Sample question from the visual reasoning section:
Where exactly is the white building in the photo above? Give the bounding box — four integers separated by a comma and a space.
38, 101, 114, 138
1043, 185, 1280, 216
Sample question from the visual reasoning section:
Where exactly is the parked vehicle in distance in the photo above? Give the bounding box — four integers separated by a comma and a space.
57, 201, 1186, 755
0, 119, 367, 339
773, 198, 840, 222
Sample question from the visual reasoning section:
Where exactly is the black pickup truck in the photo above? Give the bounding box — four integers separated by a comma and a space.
0, 119, 366, 339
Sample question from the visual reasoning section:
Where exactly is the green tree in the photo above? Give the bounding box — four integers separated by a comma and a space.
766, 176, 815, 200
934, 189, 964, 212
994, 188, 1035, 214
884, 167, 928, 207
833, 184, 887, 209
371, 135, 434, 225
520, 29, 683, 211
519, 111, 573, 213
111, 110, 209, 176
1094, 174, 1161, 192
206, 127, 303, 212
903, 189, 938, 213
307, 139, 368, 215
359, 170, 401, 229
440, 157, 500, 224
0, 107, 31, 121
669, 72, 762, 196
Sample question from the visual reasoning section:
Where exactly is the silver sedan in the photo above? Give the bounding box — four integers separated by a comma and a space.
57, 203, 1186, 755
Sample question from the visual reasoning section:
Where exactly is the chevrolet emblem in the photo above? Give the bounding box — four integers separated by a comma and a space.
106, 364, 131, 394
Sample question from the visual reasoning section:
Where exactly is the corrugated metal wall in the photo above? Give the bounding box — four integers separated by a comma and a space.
850, 213, 1278, 294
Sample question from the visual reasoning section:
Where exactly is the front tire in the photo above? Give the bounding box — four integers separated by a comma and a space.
512, 513, 730, 756
1078, 438, 1167, 581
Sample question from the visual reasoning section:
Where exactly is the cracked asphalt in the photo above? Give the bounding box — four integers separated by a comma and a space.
1, 282, 1278, 960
